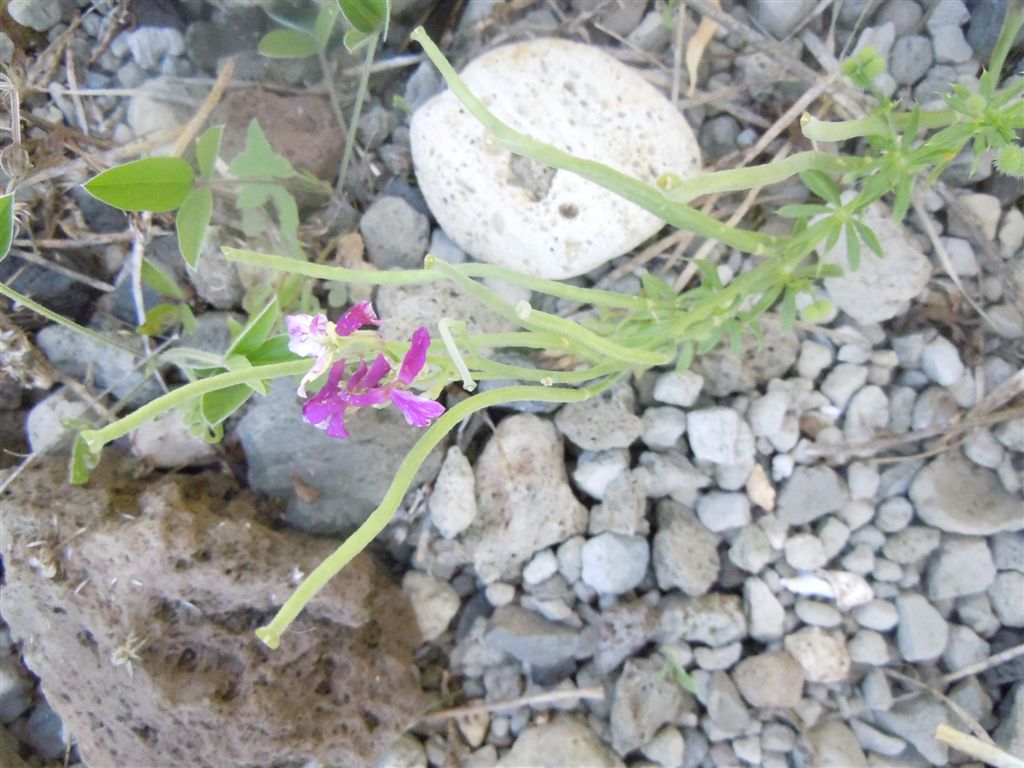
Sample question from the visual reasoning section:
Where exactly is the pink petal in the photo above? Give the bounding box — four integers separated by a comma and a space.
390, 388, 445, 428
286, 313, 329, 358
335, 301, 379, 336
324, 410, 349, 439
363, 354, 392, 389
346, 360, 370, 390
343, 389, 390, 408
398, 327, 430, 386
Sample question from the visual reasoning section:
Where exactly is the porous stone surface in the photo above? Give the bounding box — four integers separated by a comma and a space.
732, 651, 805, 708
497, 716, 624, 767
464, 414, 588, 582
410, 38, 701, 278
0, 457, 425, 768
653, 501, 720, 596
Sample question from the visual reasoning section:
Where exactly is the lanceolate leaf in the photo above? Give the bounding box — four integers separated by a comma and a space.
227, 297, 280, 359
339, 0, 389, 35
177, 187, 213, 269
195, 125, 224, 180
258, 28, 319, 59
202, 384, 255, 426
0, 192, 14, 262
83, 157, 195, 212
313, 2, 341, 49
70, 434, 102, 485
141, 257, 186, 300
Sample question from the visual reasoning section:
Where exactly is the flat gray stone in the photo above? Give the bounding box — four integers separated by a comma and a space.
909, 451, 1024, 535
776, 466, 850, 525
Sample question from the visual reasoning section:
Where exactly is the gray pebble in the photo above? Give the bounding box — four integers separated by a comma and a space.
581, 533, 649, 595
896, 594, 949, 661
360, 196, 430, 269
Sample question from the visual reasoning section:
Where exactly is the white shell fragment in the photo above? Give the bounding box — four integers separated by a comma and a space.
781, 570, 875, 611
411, 38, 702, 279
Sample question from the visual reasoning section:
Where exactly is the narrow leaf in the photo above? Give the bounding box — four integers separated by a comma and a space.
313, 2, 341, 50
0, 192, 13, 262
202, 385, 254, 426
138, 303, 185, 336
141, 257, 185, 300
780, 289, 797, 330
777, 203, 831, 219
854, 220, 885, 259
339, 0, 389, 34
70, 434, 102, 485
343, 27, 375, 52
195, 125, 224, 180
83, 157, 195, 212
799, 170, 841, 205
177, 187, 213, 269
845, 221, 861, 271
227, 298, 280, 359
258, 28, 319, 59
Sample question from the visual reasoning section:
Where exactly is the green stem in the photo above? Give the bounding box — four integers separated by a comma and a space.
409, 27, 779, 258
224, 248, 435, 285
255, 380, 612, 649
986, 0, 1024, 98
0, 282, 140, 356
468, 356, 623, 384
80, 360, 309, 452
336, 33, 378, 194
801, 110, 959, 142
664, 152, 871, 203
457, 263, 648, 310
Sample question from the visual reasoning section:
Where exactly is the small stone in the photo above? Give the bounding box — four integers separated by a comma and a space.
861, 668, 894, 711
524, 550, 559, 585
129, 411, 216, 468
994, 418, 1024, 452
749, 392, 789, 438
705, 671, 749, 735
126, 26, 186, 70
848, 628, 891, 665
798, 340, 833, 380
694, 641, 742, 670
989, 571, 1024, 626
920, 335, 965, 387
572, 450, 629, 499
581, 533, 649, 595
818, 518, 850, 561
890, 35, 933, 85
26, 387, 89, 454
856, 600, 899, 631
498, 716, 623, 767
988, 304, 1024, 340
909, 451, 1024, 535
926, 538, 997, 600
844, 385, 889, 442
896, 594, 949, 661
360, 196, 430, 270
784, 628, 851, 683
687, 408, 755, 465
611, 657, 693, 755
728, 524, 773, 575
430, 446, 478, 539
873, 698, 949, 765
656, 593, 746, 647
557, 537, 585, 583
958, 594, 1001, 638
875, 497, 914, 534
795, 599, 842, 628
882, 525, 941, 564
777, 466, 850, 525
652, 371, 704, 408
653, 502, 720, 596
821, 364, 869, 410
411, 38, 702, 279
378, 734, 427, 768
641, 726, 684, 768
485, 606, 591, 668
555, 382, 643, 451
486, 582, 516, 607
785, 534, 827, 571
943, 624, 989, 671
992, 532, 1024, 572
696, 492, 751, 532
744, 577, 785, 641
642, 406, 687, 450
7, 0, 62, 31
847, 463, 880, 500
737, 651, 806, 712
949, 192, 1001, 241
931, 24, 975, 64
806, 720, 867, 768
403, 571, 461, 642
749, 0, 816, 37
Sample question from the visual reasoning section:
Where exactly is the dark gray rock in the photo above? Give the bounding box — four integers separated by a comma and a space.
484, 605, 594, 668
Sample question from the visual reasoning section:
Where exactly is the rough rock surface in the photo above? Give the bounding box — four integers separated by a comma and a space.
0, 457, 425, 768
909, 451, 1024, 534
464, 414, 588, 581
411, 38, 701, 278
497, 716, 624, 767
211, 88, 343, 183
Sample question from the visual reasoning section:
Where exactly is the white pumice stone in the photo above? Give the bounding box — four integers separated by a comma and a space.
411, 38, 702, 278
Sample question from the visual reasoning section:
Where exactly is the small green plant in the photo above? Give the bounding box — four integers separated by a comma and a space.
3, 3, 1021, 651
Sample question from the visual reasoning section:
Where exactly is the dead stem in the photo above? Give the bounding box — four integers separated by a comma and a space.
418, 686, 605, 725
935, 724, 1024, 768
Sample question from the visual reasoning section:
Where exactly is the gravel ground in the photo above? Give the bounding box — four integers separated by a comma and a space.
1, 1, 1022, 767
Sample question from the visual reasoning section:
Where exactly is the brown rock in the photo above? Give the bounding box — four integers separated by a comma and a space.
732, 651, 805, 708
0, 456, 426, 768
211, 88, 343, 183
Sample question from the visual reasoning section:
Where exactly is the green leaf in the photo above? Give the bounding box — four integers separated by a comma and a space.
392, 94, 412, 114
854, 220, 884, 259
891, 176, 912, 223
195, 125, 224, 180
259, 28, 319, 58
314, 2, 341, 49
996, 144, 1024, 178
141, 257, 185, 300
83, 157, 195, 212
225, 354, 268, 395
228, 120, 295, 180
339, 0, 389, 34
202, 385, 254, 426
177, 187, 213, 269
780, 288, 798, 330
138, 303, 187, 336
227, 298, 280, 359
799, 170, 841, 205
823, 221, 842, 252
777, 203, 831, 219
675, 341, 695, 372
247, 335, 296, 366
0, 192, 13, 262
343, 27, 375, 53
845, 221, 861, 271
70, 434, 102, 485
800, 299, 834, 323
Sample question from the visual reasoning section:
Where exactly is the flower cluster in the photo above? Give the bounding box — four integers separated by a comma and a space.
285, 302, 445, 439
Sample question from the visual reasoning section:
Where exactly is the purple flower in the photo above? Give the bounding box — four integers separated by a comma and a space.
286, 301, 379, 396
286, 303, 445, 437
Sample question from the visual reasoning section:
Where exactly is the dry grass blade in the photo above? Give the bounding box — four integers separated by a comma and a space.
935, 724, 1024, 768
884, 669, 993, 744
685, 0, 718, 98
171, 57, 236, 158
419, 686, 605, 724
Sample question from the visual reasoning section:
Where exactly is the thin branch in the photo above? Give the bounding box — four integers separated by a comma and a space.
418, 686, 605, 724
